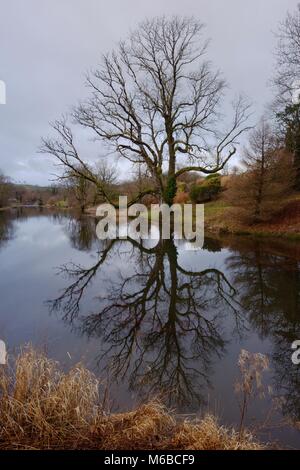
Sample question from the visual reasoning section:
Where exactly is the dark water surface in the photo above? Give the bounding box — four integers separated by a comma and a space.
1, 207, 300, 448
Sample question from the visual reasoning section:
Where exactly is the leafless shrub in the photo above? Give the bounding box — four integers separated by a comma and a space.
235, 349, 269, 439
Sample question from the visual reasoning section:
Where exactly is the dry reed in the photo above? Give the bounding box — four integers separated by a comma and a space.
0, 346, 264, 450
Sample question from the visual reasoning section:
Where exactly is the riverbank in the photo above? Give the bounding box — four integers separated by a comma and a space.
0, 346, 264, 450
4, 197, 300, 242
84, 196, 300, 241
205, 194, 300, 240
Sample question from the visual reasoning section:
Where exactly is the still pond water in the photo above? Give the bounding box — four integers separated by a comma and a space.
1, 208, 300, 448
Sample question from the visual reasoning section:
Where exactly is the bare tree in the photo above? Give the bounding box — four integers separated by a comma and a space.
94, 160, 118, 202
226, 119, 294, 223
41, 16, 251, 206
0, 170, 11, 208
273, 4, 300, 188
64, 166, 91, 212
274, 4, 300, 107
96, 160, 117, 187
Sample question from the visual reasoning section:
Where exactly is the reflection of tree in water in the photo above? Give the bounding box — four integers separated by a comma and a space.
63, 214, 98, 251
0, 208, 99, 253
0, 210, 15, 249
226, 238, 300, 422
50, 234, 242, 409
0, 208, 68, 250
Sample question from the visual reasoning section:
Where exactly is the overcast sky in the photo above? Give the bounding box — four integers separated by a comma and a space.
0, 0, 299, 185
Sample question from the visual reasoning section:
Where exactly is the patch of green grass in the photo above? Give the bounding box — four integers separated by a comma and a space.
284, 233, 300, 240
204, 200, 229, 219
139, 197, 300, 242
55, 200, 69, 208
222, 227, 300, 241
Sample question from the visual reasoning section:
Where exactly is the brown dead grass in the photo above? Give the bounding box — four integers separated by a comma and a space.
205, 193, 300, 239
0, 346, 264, 450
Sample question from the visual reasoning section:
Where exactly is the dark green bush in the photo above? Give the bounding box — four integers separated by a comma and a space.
190, 174, 221, 203
205, 173, 221, 181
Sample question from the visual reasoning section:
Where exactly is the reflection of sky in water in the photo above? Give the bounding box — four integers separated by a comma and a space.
115, 219, 204, 250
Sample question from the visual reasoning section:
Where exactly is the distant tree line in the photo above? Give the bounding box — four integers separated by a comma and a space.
0, 174, 67, 209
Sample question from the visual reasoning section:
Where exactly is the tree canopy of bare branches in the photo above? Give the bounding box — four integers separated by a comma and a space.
273, 4, 300, 188
41, 16, 251, 206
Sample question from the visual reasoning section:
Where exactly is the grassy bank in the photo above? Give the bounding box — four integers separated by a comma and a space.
0, 346, 264, 450
84, 193, 300, 241
204, 194, 300, 240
